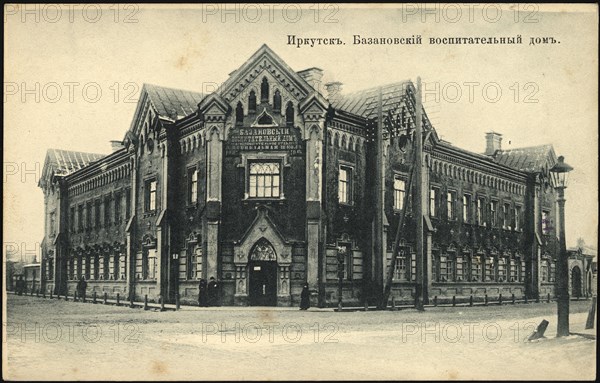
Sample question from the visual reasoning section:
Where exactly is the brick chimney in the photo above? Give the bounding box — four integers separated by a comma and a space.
325, 81, 343, 102
485, 132, 502, 156
297, 67, 324, 92
110, 140, 125, 152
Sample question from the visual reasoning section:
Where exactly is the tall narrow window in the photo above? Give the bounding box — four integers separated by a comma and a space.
498, 256, 507, 282
235, 102, 244, 125
509, 256, 518, 282
273, 90, 282, 113
187, 246, 196, 280
145, 180, 157, 212
477, 197, 485, 226
503, 203, 511, 229
93, 254, 100, 280
95, 200, 101, 228
463, 194, 471, 223
472, 254, 482, 282
429, 188, 438, 217
70, 207, 75, 232
188, 167, 198, 204
490, 200, 497, 227
48, 258, 54, 280
249, 162, 280, 198
86, 202, 92, 230
447, 191, 456, 220
456, 253, 465, 281
248, 91, 257, 113
85, 254, 91, 280
393, 177, 406, 211
338, 166, 352, 204
394, 248, 407, 280
542, 210, 550, 234
103, 254, 110, 280
485, 255, 495, 282
261, 77, 269, 102
78, 205, 84, 232
514, 206, 522, 231
285, 102, 294, 126
114, 192, 121, 223
125, 189, 131, 219
104, 196, 111, 227
541, 259, 548, 282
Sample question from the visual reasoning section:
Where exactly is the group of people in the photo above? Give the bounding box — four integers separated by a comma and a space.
198, 277, 220, 307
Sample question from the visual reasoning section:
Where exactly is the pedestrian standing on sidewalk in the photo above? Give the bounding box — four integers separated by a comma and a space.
198, 278, 208, 307
207, 277, 219, 307
300, 283, 310, 310
16, 276, 24, 296
77, 276, 87, 301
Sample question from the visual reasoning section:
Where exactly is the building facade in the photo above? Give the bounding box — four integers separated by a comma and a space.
39, 45, 565, 307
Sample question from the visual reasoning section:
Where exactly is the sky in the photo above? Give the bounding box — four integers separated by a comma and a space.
4, 4, 598, 262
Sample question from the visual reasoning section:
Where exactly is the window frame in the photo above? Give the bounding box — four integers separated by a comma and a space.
393, 175, 407, 212
462, 193, 472, 223
247, 160, 282, 199
187, 166, 199, 205
446, 190, 457, 221
144, 178, 158, 212
338, 164, 354, 206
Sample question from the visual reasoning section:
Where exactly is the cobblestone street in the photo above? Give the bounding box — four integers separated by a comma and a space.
3, 294, 596, 380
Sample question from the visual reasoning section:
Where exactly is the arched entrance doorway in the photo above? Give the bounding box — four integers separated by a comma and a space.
571, 266, 582, 298
248, 238, 277, 306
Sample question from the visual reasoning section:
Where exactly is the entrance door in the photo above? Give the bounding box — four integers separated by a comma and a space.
572, 266, 582, 298
248, 261, 277, 306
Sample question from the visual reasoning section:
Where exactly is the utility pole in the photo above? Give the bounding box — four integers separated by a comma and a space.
414, 77, 425, 311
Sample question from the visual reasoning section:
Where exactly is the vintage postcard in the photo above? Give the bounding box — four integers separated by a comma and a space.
3, 3, 598, 381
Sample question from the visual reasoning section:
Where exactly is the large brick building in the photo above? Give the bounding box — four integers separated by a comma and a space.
39, 45, 570, 307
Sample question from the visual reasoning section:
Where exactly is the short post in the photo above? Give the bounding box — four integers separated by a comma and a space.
499, 294, 503, 305
64, 291, 68, 301
484, 294, 488, 306
160, 295, 166, 312
93, 291, 97, 304
74, 291, 78, 302
391, 296, 396, 310
433, 296, 438, 307
535, 295, 540, 303
42, 290, 46, 299
364, 299, 368, 312
144, 294, 149, 310
512, 293, 515, 305
469, 295, 473, 307
176, 293, 180, 311
35, 289, 39, 297
452, 296, 456, 307
129, 294, 135, 308
50, 290, 53, 299
30, 288, 34, 296
547, 293, 551, 303
524, 295, 528, 304
82, 290, 86, 303
116, 293, 121, 306
103, 292, 108, 305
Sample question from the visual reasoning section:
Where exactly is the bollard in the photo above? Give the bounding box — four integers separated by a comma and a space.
452, 296, 456, 307
524, 295, 528, 304
433, 296, 438, 307
42, 290, 46, 299
65, 291, 69, 301
74, 290, 78, 302
36, 289, 39, 298
82, 291, 86, 304
103, 292, 108, 305
535, 295, 540, 303
364, 300, 368, 312
144, 295, 149, 310
129, 294, 135, 308
175, 293, 180, 311
93, 291, 97, 304
30, 289, 34, 296
499, 294, 503, 305
116, 293, 121, 306
484, 294, 488, 306
512, 293, 515, 305
50, 290, 53, 299
547, 293, 551, 303
391, 296, 396, 310
469, 295, 473, 307
160, 295, 166, 312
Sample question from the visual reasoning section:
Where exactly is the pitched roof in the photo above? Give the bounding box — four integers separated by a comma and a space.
330, 81, 413, 118
493, 144, 556, 173
144, 83, 204, 120
45, 149, 106, 176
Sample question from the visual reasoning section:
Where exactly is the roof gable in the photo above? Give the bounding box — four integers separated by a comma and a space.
39, 149, 106, 188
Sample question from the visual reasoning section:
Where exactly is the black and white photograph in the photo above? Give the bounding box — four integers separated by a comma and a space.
3, 3, 598, 380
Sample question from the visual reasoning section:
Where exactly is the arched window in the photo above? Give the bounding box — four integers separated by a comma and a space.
250, 238, 277, 261
235, 102, 244, 125
285, 102, 294, 126
273, 90, 281, 113
248, 91, 257, 113
261, 78, 269, 102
